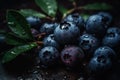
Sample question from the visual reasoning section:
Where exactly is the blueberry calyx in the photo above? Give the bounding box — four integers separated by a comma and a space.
97, 55, 106, 63
60, 22, 70, 30
81, 40, 91, 50
107, 32, 115, 37
43, 51, 51, 59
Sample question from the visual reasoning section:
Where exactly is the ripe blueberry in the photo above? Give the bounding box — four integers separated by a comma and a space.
79, 33, 100, 56
102, 27, 120, 49
40, 23, 58, 35
94, 46, 116, 61
39, 46, 59, 67
63, 13, 85, 31
26, 16, 40, 26
0, 34, 16, 55
54, 21, 80, 45
61, 46, 84, 67
88, 55, 112, 74
43, 34, 60, 49
98, 12, 112, 25
85, 14, 108, 37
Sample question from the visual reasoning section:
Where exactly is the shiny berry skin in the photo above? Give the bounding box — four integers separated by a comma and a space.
26, 16, 40, 26
79, 34, 100, 56
63, 13, 85, 31
102, 27, 120, 49
43, 34, 60, 49
85, 15, 108, 37
61, 46, 84, 67
40, 23, 58, 35
54, 21, 80, 45
88, 55, 112, 74
98, 12, 112, 25
94, 46, 116, 61
39, 46, 59, 67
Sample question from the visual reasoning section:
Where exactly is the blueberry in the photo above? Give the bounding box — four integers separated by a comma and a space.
43, 34, 60, 49
79, 33, 100, 56
54, 21, 80, 45
0, 34, 5, 53
98, 12, 112, 25
61, 46, 84, 67
63, 13, 85, 31
94, 46, 116, 61
0, 34, 13, 54
88, 55, 112, 74
40, 23, 58, 35
85, 14, 108, 37
26, 16, 40, 26
39, 46, 59, 67
102, 27, 120, 49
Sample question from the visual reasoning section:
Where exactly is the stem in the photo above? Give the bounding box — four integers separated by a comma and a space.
35, 33, 46, 38
63, 8, 74, 18
72, 1, 77, 8
36, 41, 43, 45
45, 16, 55, 21
63, 6, 84, 18
77, 6, 84, 10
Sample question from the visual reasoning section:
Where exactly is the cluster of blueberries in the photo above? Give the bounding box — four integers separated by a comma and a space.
6, 12, 120, 75
26, 12, 120, 74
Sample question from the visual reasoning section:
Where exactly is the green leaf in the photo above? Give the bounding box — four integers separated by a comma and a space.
83, 3, 112, 10
80, 13, 90, 21
5, 33, 27, 45
19, 9, 46, 18
35, 0, 57, 17
2, 42, 38, 63
7, 10, 34, 41
58, 5, 68, 17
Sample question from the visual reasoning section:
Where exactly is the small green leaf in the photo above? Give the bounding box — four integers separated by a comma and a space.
19, 9, 46, 18
5, 33, 27, 45
58, 5, 68, 17
2, 42, 38, 63
83, 3, 112, 10
80, 13, 90, 21
35, 0, 57, 17
7, 10, 34, 41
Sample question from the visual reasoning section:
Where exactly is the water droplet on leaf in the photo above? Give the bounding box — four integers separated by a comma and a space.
8, 22, 14, 25
30, 44, 35, 47
48, 6, 51, 9
11, 51, 16, 54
